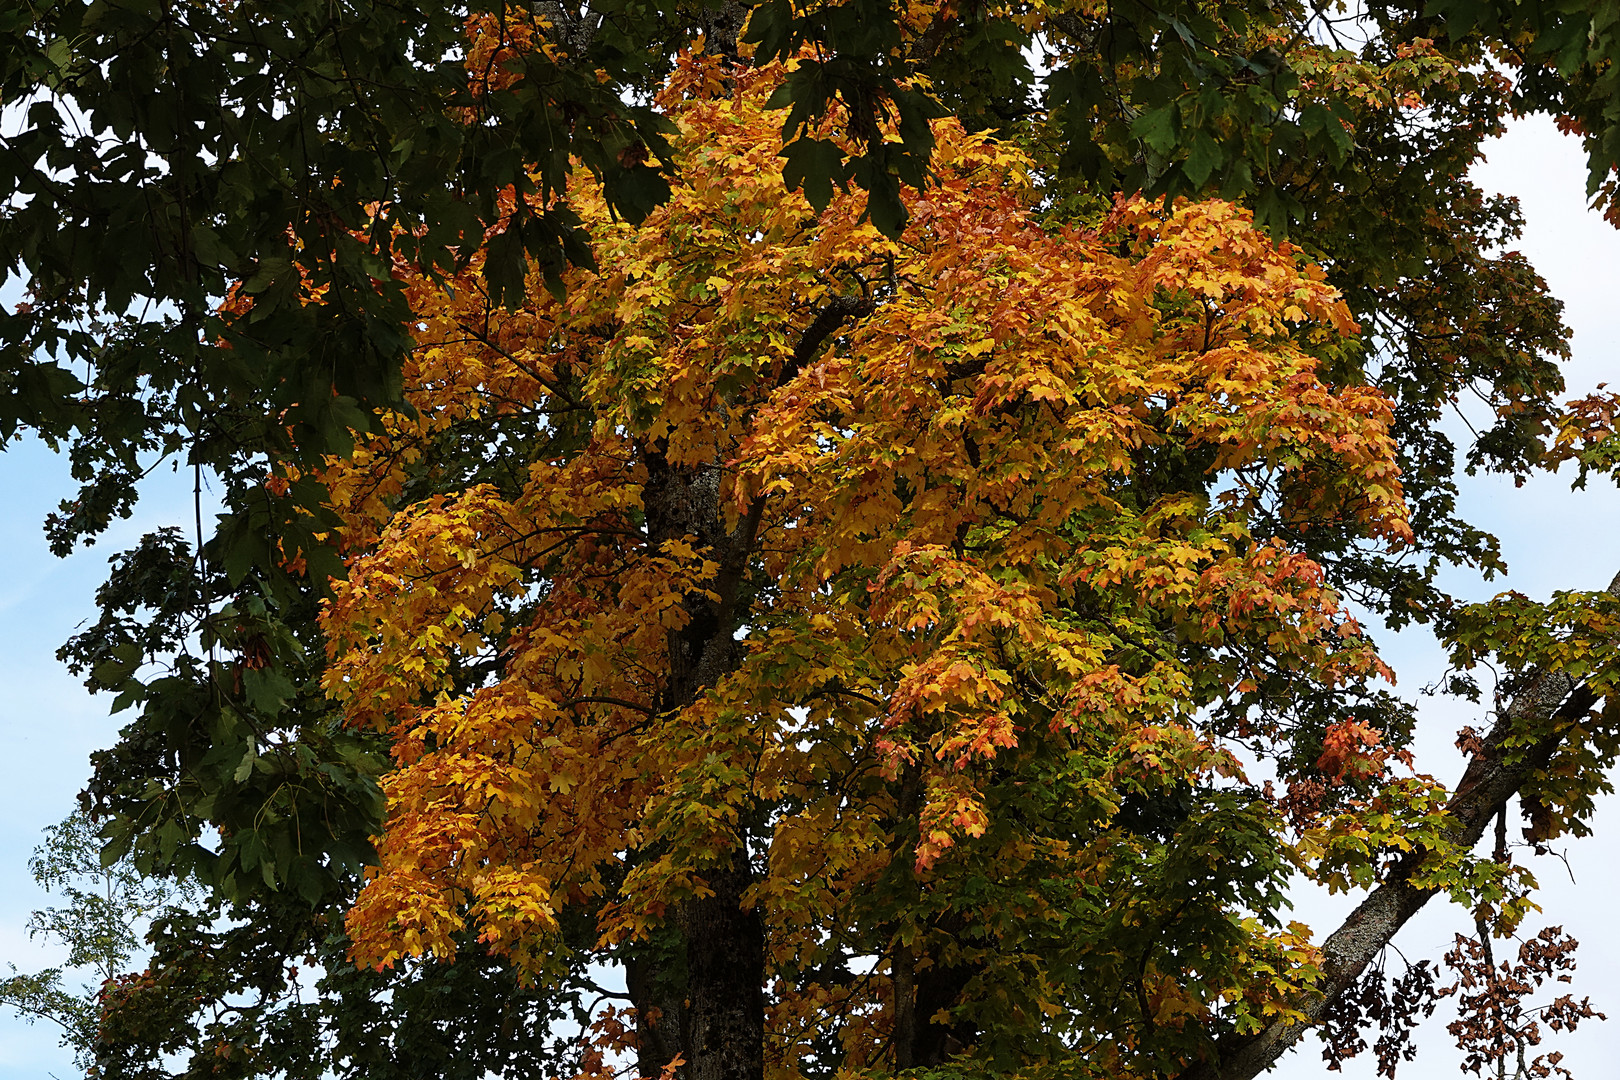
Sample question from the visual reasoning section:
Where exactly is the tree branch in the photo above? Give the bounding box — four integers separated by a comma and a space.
559, 695, 656, 716
1180, 571, 1620, 1080
779, 295, 874, 388
530, 2, 599, 58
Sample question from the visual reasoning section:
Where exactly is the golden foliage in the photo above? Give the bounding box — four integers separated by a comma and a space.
315, 51, 1420, 1073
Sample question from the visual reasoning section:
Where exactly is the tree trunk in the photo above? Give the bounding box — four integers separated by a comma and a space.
625, 296, 869, 1080
683, 856, 766, 1080
626, 450, 764, 1080
626, 942, 687, 1080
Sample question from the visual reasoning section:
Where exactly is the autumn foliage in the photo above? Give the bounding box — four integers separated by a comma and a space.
291, 51, 1454, 1077
5, 0, 1619, 1070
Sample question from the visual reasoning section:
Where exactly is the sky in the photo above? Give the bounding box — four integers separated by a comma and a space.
0, 116, 1618, 1078
0, 442, 202, 1078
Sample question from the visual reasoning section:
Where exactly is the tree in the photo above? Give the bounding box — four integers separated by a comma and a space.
295, 57, 1611, 1080
0, 810, 196, 1071
7, 3, 1617, 1079
12, 4, 1608, 903
3, 0, 1611, 494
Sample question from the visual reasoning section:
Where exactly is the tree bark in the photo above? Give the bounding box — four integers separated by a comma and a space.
625, 450, 760, 1080
683, 855, 766, 1080
627, 942, 688, 1080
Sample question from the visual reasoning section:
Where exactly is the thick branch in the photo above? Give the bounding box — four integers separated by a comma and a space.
559, 695, 655, 715
780, 295, 874, 387
530, 2, 598, 58
1180, 572, 1620, 1080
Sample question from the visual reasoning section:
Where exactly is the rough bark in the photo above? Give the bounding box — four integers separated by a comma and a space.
627, 942, 688, 1080
627, 450, 761, 1080
887, 934, 982, 1067
891, 942, 917, 1070
1179, 572, 1620, 1080
683, 855, 766, 1080
909, 951, 980, 1066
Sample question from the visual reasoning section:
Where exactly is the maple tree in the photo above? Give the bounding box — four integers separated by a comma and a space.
6, 2, 1620, 1078
210, 53, 1598, 1080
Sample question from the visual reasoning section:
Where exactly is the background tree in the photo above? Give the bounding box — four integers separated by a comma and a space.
0, 810, 196, 1071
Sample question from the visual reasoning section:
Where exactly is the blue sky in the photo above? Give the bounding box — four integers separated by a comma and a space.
0, 443, 204, 1077
1, 115, 1618, 1078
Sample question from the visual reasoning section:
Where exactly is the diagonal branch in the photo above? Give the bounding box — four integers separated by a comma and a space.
1180, 572, 1620, 1080
779, 294, 875, 388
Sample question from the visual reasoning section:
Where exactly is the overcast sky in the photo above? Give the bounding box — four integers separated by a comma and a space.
1, 115, 1617, 1078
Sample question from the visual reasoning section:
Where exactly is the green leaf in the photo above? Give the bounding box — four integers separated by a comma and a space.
242, 667, 297, 717
1132, 105, 1179, 156
1183, 131, 1223, 187
780, 137, 846, 211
